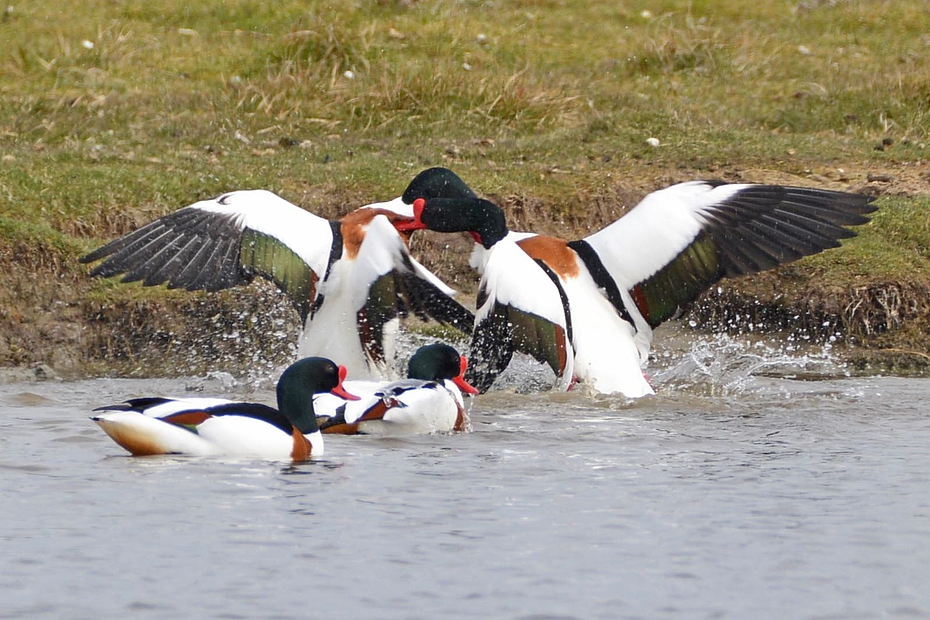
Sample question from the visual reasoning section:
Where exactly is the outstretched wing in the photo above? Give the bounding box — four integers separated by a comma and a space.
580, 181, 876, 328
465, 240, 574, 393
80, 190, 336, 321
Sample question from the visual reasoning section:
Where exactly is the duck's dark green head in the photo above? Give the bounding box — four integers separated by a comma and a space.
408, 343, 479, 395
402, 167, 477, 204
403, 197, 508, 250
276, 357, 359, 434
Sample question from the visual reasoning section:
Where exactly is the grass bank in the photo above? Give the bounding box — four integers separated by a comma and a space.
1, 0, 929, 378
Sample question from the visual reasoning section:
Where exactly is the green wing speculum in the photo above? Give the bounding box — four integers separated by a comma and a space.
631, 234, 724, 328
240, 228, 321, 321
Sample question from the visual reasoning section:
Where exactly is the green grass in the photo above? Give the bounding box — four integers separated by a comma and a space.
2, 0, 928, 219
1, 0, 930, 368
4, 1, 928, 164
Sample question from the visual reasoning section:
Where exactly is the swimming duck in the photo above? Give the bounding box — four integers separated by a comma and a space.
314, 343, 479, 435
91, 357, 359, 461
396, 180, 876, 397
80, 168, 478, 380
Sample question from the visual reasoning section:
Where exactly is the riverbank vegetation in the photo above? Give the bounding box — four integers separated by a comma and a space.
1, 0, 929, 377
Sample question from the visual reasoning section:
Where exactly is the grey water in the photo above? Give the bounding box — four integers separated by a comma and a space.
3, 330, 930, 620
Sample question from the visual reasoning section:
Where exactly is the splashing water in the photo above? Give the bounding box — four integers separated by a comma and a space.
393, 321, 852, 399
207, 315, 853, 401
650, 323, 849, 397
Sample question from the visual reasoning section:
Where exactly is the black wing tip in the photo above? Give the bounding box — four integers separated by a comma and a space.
86, 263, 114, 279
80, 241, 123, 265
79, 250, 104, 264
780, 184, 875, 204
791, 186, 878, 210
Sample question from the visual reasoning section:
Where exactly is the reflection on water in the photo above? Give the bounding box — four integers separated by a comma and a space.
2, 332, 930, 619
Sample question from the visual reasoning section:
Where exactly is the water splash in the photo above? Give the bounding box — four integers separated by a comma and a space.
650, 324, 849, 397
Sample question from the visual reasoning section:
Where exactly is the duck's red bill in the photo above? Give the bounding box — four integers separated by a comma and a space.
393, 198, 426, 232
332, 365, 361, 401
455, 356, 480, 395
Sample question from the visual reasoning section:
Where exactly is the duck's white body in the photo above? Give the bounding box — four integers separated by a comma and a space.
549, 255, 653, 397
471, 233, 652, 396
93, 407, 324, 459
91, 357, 355, 461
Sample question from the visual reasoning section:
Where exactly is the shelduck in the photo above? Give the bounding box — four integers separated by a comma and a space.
91, 357, 359, 461
314, 343, 479, 435
396, 178, 876, 397
80, 168, 479, 379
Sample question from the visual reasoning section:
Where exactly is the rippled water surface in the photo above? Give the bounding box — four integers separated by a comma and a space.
3, 335, 930, 620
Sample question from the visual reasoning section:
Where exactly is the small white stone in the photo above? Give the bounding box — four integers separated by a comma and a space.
646, 137, 660, 147
82, 40, 94, 50
344, 70, 355, 79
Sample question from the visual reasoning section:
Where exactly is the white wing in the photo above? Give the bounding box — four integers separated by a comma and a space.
581, 181, 875, 328
81, 189, 335, 320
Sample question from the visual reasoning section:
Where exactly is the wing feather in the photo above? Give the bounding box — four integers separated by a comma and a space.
465, 241, 573, 393
81, 190, 334, 320
582, 181, 875, 327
